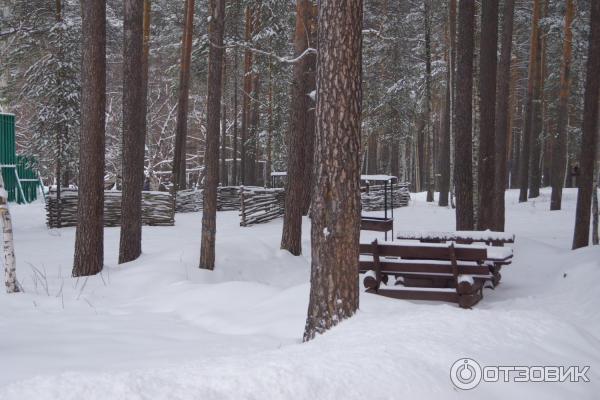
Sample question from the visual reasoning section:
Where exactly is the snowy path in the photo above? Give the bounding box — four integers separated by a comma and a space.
1, 188, 599, 399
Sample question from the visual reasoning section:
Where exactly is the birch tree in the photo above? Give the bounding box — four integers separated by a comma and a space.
1, 174, 19, 294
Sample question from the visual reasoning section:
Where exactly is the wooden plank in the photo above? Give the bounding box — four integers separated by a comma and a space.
368, 287, 460, 303
359, 260, 490, 275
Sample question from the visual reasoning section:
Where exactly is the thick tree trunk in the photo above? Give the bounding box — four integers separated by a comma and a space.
438, 0, 455, 208
281, 0, 315, 256
493, 0, 514, 231
73, 0, 105, 277
1, 174, 19, 293
303, 0, 362, 342
119, 0, 146, 264
453, 0, 475, 230
476, 0, 498, 230
519, 0, 541, 202
550, 0, 574, 211
172, 0, 195, 190
572, 1, 600, 250
199, 0, 225, 269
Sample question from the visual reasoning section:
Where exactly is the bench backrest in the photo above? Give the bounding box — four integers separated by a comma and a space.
359, 242, 487, 262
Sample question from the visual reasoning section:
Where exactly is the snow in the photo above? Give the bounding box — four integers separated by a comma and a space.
1, 188, 599, 399
396, 229, 516, 242
360, 174, 397, 182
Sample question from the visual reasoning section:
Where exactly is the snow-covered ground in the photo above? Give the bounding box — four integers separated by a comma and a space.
1, 188, 598, 399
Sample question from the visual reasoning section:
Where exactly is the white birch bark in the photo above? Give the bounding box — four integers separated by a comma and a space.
0, 174, 19, 293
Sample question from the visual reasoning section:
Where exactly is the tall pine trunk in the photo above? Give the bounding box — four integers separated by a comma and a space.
221, 58, 228, 186
477, 0, 498, 230
240, 6, 253, 185
248, 73, 260, 185
424, 0, 434, 202
73, 0, 105, 277
529, 0, 548, 199
438, 0, 456, 208
493, 0, 515, 231
199, 0, 225, 269
281, 0, 317, 255
266, 56, 273, 188
301, 7, 317, 214
231, 0, 241, 186
550, 0, 574, 211
519, 0, 541, 202
572, 1, 600, 250
453, 0, 475, 230
172, 0, 195, 191
119, 0, 146, 264
303, 0, 362, 342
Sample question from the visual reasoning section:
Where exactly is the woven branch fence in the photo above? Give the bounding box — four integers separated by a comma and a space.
239, 187, 285, 227
46, 190, 174, 228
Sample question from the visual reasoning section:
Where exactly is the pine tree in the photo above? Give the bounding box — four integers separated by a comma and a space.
281, 0, 316, 256
199, 0, 226, 270
72, 0, 106, 277
550, 0, 574, 211
438, 0, 456, 208
493, 0, 515, 232
453, 0, 475, 230
424, 0, 434, 203
572, 0, 600, 250
119, 0, 146, 264
304, 0, 362, 342
477, 0, 498, 230
519, 0, 542, 203
172, 0, 195, 191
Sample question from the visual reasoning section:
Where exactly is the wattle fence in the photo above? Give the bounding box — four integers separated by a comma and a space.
47, 183, 411, 229
46, 190, 174, 228
239, 187, 285, 227
360, 183, 411, 211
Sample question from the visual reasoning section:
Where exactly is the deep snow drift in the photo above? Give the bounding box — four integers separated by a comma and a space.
0, 188, 599, 399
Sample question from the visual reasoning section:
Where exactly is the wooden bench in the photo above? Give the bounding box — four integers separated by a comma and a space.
359, 240, 512, 308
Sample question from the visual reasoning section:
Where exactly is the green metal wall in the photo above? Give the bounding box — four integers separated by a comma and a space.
0, 113, 38, 203
17, 155, 39, 203
0, 113, 17, 201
